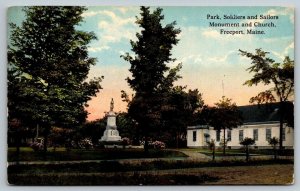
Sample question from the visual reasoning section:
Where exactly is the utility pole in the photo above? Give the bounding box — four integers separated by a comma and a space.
222, 75, 225, 97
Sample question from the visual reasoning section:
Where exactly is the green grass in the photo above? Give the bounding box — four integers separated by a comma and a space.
8, 147, 187, 162
8, 147, 67, 152
181, 148, 294, 156
8, 158, 293, 175
8, 173, 220, 185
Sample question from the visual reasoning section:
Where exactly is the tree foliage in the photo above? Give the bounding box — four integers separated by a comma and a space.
239, 49, 294, 149
80, 118, 106, 144
249, 90, 276, 104
121, 6, 181, 151
160, 86, 204, 147
8, 7, 103, 152
206, 96, 243, 155
116, 112, 139, 144
268, 137, 279, 160
240, 137, 255, 162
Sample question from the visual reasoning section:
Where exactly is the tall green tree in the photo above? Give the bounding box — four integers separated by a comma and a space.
239, 49, 294, 150
116, 112, 138, 143
8, 7, 103, 152
161, 86, 204, 148
122, 6, 181, 152
80, 118, 106, 145
208, 96, 243, 155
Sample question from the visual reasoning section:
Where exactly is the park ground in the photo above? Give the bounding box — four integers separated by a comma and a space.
7, 147, 294, 185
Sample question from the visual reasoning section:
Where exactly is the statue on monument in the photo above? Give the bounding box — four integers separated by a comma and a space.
110, 98, 114, 111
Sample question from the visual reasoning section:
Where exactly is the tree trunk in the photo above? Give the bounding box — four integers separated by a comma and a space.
43, 124, 50, 158
15, 131, 21, 165
279, 100, 284, 152
144, 136, 149, 154
246, 146, 249, 162
274, 146, 277, 160
176, 132, 179, 149
223, 128, 226, 156
212, 146, 215, 161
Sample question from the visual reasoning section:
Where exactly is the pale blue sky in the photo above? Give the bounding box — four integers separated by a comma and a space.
7, 6, 294, 120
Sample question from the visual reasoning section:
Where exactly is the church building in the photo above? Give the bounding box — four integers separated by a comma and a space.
187, 102, 294, 149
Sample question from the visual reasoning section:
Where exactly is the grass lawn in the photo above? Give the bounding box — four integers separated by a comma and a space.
8, 160, 294, 185
181, 148, 294, 157
8, 147, 188, 162
7, 147, 294, 185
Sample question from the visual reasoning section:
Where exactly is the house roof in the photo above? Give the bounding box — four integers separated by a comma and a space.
189, 102, 294, 129
238, 102, 293, 123
187, 125, 209, 130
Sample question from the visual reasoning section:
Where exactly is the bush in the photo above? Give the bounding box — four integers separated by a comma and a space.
240, 137, 255, 162
78, 138, 93, 150
152, 141, 166, 149
30, 142, 43, 152
122, 137, 131, 145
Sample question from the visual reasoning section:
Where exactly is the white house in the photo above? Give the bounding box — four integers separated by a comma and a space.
187, 102, 294, 149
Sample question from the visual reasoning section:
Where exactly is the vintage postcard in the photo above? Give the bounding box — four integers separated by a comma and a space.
7, 6, 294, 185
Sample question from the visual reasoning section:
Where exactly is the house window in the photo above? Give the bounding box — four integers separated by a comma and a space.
193, 131, 197, 142
282, 128, 286, 141
253, 129, 258, 141
216, 131, 220, 142
204, 133, 210, 143
239, 130, 243, 141
266, 128, 271, 141
227, 130, 231, 141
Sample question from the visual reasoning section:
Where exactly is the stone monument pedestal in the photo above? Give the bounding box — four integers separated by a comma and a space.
100, 99, 121, 143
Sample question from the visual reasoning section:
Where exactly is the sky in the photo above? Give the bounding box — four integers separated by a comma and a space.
7, 6, 294, 121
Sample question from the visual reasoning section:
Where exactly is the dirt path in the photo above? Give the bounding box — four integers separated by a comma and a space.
178, 150, 211, 161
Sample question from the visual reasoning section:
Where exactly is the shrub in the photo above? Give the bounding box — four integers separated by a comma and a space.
122, 137, 131, 145
78, 138, 93, 150
30, 142, 43, 152
240, 137, 255, 162
152, 141, 166, 149
268, 137, 279, 160
206, 139, 216, 161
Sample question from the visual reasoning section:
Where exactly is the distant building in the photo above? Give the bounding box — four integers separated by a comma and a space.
187, 102, 294, 149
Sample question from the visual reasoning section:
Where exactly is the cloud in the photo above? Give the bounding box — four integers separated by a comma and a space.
115, 7, 139, 14
266, 7, 294, 24
208, 54, 228, 63
243, 7, 294, 30
202, 29, 220, 38
181, 54, 202, 64
82, 11, 100, 17
96, 10, 139, 44
88, 45, 110, 53
284, 42, 294, 55
271, 41, 294, 60
83, 8, 140, 54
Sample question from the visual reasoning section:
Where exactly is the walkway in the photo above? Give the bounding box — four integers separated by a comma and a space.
176, 150, 211, 161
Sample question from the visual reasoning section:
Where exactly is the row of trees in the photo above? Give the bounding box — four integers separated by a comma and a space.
8, 6, 294, 154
